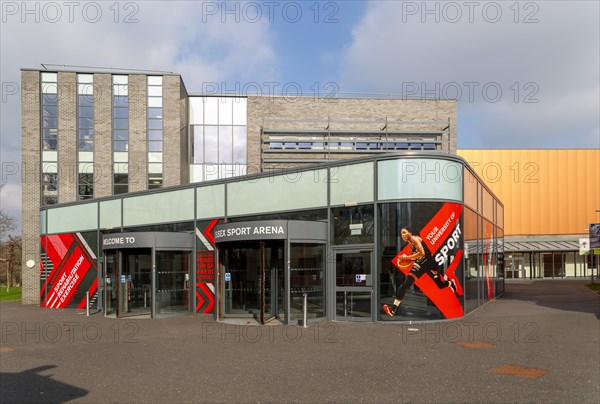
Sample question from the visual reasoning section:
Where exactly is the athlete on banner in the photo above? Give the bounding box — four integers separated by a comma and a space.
383, 227, 458, 317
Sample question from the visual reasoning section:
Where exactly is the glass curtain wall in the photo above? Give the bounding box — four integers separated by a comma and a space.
189, 97, 247, 182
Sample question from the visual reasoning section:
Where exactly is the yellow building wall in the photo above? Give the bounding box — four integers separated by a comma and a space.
458, 150, 600, 236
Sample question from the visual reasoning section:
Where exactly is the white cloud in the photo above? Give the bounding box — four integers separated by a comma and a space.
339, 1, 600, 148
0, 1, 280, 235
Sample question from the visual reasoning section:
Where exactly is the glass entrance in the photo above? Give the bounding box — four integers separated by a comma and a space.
119, 249, 152, 317
156, 251, 191, 315
289, 243, 325, 322
220, 241, 284, 323
104, 248, 191, 318
104, 251, 117, 316
335, 249, 373, 320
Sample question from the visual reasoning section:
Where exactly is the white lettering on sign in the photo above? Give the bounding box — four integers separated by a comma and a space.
55, 255, 84, 303
427, 211, 456, 247
103, 236, 136, 246
214, 225, 286, 239
435, 224, 462, 266
253, 226, 284, 235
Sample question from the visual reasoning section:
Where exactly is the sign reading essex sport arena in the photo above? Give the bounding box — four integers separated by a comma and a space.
214, 221, 288, 243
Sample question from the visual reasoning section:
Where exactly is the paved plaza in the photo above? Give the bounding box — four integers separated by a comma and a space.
1, 280, 599, 403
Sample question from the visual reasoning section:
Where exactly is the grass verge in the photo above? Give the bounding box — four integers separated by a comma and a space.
585, 283, 600, 295
0, 287, 22, 301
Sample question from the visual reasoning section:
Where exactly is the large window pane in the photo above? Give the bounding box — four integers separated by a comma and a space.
47, 203, 98, 233
227, 169, 327, 216
204, 98, 218, 125
232, 98, 247, 125
123, 189, 194, 226
378, 158, 463, 202
330, 162, 374, 206
218, 98, 233, 125
204, 126, 218, 163
192, 126, 204, 164
233, 126, 247, 164
219, 126, 233, 163
333, 205, 374, 245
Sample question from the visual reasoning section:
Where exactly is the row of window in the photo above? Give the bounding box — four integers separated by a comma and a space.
78, 75, 94, 200
41, 73, 166, 204
41, 73, 58, 205
147, 76, 163, 189
266, 140, 439, 151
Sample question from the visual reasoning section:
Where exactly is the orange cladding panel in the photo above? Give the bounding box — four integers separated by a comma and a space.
458, 150, 600, 236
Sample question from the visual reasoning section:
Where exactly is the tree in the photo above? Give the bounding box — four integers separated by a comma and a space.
0, 236, 22, 289
0, 184, 21, 289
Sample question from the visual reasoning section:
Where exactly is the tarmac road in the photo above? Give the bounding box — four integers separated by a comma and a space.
1, 279, 599, 403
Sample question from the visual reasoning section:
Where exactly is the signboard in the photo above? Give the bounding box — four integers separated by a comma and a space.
589, 224, 600, 249
225, 273, 231, 282
580, 238, 590, 255
196, 251, 215, 282
214, 221, 288, 243
102, 233, 154, 250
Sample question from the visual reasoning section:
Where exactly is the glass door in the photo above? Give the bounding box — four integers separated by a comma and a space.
335, 249, 373, 320
119, 249, 152, 317
289, 243, 325, 323
220, 241, 284, 324
104, 252, 117, 317
222, 242, 261, 318
156, 251, 191, 315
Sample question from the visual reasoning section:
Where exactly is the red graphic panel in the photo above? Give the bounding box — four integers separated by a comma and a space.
196, 251, 215, 282
420, 203, 463, 254
196, 283, 215, 314
196, 219, 219, 314
392, 202, 464, 319
40, 233, 97, 309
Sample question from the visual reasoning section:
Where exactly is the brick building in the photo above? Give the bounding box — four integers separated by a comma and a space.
22, 66, 509, 323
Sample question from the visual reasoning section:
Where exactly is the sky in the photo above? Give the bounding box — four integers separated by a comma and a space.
1, 0, 599, 235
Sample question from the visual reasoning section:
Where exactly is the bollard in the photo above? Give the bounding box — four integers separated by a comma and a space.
86, 291, 90, 316
302, 292, 308, 328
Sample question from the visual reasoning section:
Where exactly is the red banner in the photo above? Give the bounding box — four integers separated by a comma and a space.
392, 202, 464, 319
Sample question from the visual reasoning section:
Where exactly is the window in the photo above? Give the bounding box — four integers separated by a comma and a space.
41, 72, 58, 205
189, 96, 247, 182
77, 74, 94, 200
148, 76, 163, 188
113, 75, 129, 194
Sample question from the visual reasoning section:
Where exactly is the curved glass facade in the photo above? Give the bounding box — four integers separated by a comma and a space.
40, 153, 503, 322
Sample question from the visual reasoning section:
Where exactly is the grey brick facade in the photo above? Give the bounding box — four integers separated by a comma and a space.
93, 73, 113, 198
128, 74, 148, 193
21, 70, 41, 305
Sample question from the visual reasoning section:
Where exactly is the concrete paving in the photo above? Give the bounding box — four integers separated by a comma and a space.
1, 279, 599, 403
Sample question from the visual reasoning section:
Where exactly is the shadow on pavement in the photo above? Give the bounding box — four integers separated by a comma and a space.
502, 280, 600, 319
0, 365, 88, 403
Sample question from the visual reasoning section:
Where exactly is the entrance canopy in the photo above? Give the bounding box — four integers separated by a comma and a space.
102, 232, 194, 251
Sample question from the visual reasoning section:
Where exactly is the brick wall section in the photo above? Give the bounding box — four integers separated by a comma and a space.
247, 97, 456, 171
93, 73, 113, 197
57, 72, 77, 202
179, 77, 190, 185
128, 75, 147, 192
163, 75, 183, 187
21, 70, 41, 304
